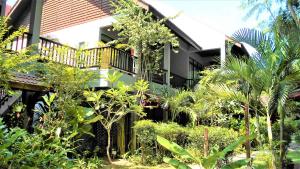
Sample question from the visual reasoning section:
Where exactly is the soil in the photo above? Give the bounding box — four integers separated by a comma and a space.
102, 159, 174, 169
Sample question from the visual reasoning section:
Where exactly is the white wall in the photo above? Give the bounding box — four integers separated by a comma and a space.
42, 16, 115, 48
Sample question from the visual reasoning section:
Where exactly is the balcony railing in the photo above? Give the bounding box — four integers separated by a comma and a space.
7, 33, 135, 73
170, 73, 200, 89
186, 79, 200, 89
108, 47, 135, 74
6, 33, 203, 89
148, 69, 167, 85
0, 88, 9, 106
170, 73, 187, 89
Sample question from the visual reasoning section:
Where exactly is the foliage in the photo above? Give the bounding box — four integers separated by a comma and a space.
111, 0, 179, 80
272, 118, 299, 146
157, 135, 252, 169
133, 120, 159, 165
84, 71, 148, 163
252, 151, 277, 169
0, 17, 40, 90
133, 120, 240, 166
40, 60, 100, 140
241, 0, 300, 32
231, 26, 300, 166
0, 118, 102, 169
166, 68, 244, 127
188, 126, 240, 156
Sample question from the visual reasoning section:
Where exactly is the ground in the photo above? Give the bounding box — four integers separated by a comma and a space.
102, 159, 174, 169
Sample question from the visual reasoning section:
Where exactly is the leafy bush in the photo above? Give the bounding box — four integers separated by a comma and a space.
133, 120, 157, 165
155, 122, 189, 146
272, 118, 299, 146
0, 118, 101, 169
252, 151, 276, 169
188, 125, 240, 156
134, 120, 240, 165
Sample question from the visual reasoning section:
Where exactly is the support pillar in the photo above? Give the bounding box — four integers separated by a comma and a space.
117, 118, 125, 156
1, 0, 7, 16
28, 0, 43, 46
163, 43, 171, 86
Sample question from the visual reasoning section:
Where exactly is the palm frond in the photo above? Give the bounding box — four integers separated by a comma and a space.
232, 28, 274, 51
209, 84, 247, 103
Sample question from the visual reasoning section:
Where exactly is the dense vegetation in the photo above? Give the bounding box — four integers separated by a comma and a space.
1, 0, 300, 169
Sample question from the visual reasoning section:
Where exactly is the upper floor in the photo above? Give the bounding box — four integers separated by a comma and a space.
5, 0, 245, 91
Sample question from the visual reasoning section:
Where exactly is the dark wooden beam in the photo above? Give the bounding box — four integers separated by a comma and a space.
1, 0, 7, 16
28, 0, 43, 46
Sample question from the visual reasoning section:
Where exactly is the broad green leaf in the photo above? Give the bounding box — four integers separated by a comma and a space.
203, 135, 254, 169
83, 107, 94, 117
221, 159, 250, 169
163, 157, 192, 169
157, 135, 197, 162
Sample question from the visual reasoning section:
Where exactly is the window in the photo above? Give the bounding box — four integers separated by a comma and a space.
189, 58, 203, 80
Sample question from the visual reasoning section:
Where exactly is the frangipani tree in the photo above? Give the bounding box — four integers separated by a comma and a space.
83, 71, 148, 163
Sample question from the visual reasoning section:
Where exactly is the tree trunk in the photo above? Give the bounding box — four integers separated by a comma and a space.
287, 1, 300, 29
279, 105, 285, 168
266, 111, 273, 147
117, 118, 125, 155
130, 42, 143, 152
106, 127, 112, 164
136, 42, 143, 80
244, 104, 251, 159
254, 105, 262, 146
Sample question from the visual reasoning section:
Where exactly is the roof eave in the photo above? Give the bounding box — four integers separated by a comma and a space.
139, 0, 202, 51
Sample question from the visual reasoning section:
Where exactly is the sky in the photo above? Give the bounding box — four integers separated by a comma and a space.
161, 0, 259, 35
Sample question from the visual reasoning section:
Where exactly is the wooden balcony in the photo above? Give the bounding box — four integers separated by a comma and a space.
7, 33, 199, 89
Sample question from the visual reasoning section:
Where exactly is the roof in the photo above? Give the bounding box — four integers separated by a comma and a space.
140, 0, 202, 50
9, 73, 48, 91
8, 0, 204, 51
141, 0, 226, 50
7, 0, 30, 25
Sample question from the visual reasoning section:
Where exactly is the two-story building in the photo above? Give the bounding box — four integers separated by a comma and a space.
1, 0, 248, 156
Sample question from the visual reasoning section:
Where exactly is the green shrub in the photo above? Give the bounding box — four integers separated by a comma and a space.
155, 122, 189, 146
272, 118, 299, 147
134, 120, 240, 165
239, 117, 269, 147
188, 125, 240, 156
252, 151, 276, 169
133, 120, 158, 165
0, 118, 101, 169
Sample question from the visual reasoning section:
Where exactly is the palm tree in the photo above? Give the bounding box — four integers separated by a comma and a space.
231, 27, 300, 167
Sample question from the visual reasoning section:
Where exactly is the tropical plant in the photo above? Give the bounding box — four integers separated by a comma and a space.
0, 117, 102, 169
83, 71, 148, 163
134, 120, 241, 166
157, 135, 253, 169
0, 17, 40, 91
111, 0, 179, 81
231, 27, 300, 167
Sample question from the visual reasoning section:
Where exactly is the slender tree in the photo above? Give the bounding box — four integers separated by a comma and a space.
83, 71, 148, 164
111, 0, 179, 81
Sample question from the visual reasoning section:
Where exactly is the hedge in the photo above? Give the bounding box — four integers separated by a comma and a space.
133, 120, 240, 165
